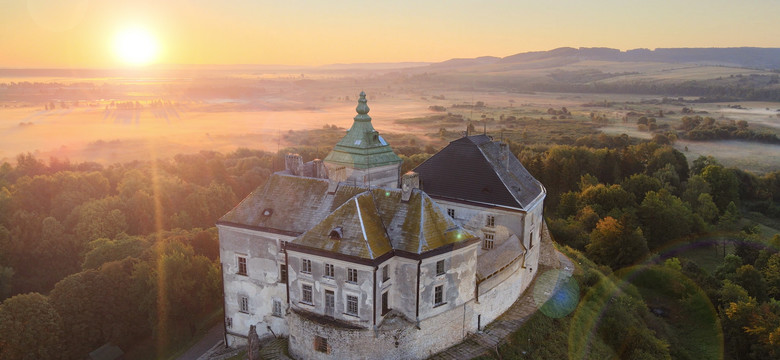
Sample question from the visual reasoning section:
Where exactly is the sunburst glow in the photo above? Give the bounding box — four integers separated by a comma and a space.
114, 27, 158, 65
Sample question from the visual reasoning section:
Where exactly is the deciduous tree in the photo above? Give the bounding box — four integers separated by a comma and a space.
0, 293, 64, 360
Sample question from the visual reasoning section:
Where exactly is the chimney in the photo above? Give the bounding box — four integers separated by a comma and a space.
329, 166, 346, 183
313, 159, 327, 179
327, 166, 347, 194
285, 153, 304, 176
498, 142, 509, 169
401, 171, 419, 202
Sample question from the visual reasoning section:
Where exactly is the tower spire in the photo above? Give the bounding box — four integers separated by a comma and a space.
354, 91, 371, 122
324, 91, 402, 188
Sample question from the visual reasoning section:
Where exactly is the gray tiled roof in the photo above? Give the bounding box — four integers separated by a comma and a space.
414, 135, 545, 210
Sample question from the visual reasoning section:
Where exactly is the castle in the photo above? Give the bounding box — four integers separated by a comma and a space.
217, 92, 546, 359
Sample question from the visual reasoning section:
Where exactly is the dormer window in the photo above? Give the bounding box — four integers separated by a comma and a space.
328, 226, 343, 240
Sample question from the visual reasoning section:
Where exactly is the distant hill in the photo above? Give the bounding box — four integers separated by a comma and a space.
433, 47, 780, 70
409, 47, 780, 102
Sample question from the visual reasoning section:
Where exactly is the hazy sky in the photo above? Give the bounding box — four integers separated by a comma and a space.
2, 0, 779, 68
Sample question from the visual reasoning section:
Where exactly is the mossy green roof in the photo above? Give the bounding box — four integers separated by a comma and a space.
294, 188, 476, 259
324, 92, 401, 169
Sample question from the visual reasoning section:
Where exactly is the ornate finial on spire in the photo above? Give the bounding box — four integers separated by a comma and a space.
354, 91, 371, 121
356, 91, 369, 115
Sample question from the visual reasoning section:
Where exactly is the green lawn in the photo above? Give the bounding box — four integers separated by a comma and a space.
674, 236, 736, 274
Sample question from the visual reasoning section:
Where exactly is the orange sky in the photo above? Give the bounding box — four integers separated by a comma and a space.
2, 0, 779, 68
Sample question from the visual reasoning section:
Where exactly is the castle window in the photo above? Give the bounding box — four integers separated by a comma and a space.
434, 285, 444, 306
447, 208, 455, 218
280, 264, 288, 283
483, 232, 495, 250
346, 295, 359, 316
382, 291, 390, 315
302, 259, 312, 274
272, 299, 282, 317
486, 215, 495, 227
382, 265, 390, 281
262, 208, 273, 217
315, 336, 329, 353
239, 296, 249, 313
436, 260, 445, 276
302, 284, 313, 304
328, 226, 343, 240
226, 317, 232, 329
237, 256, 247, 276
529, 230, 534, 248
347, 268, 358, 283
325, 263, 335, 278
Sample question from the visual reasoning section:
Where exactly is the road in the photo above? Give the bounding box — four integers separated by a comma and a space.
176, 323, 224, 360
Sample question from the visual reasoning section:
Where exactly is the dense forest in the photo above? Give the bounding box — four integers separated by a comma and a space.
1, 132, 779, 359
507, 136, 780, 359
0, 149, 284, 359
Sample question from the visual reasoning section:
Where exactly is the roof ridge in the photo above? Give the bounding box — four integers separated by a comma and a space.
353, 196, 373, 258
417, 191, 426, 254
474, 141, 524, 207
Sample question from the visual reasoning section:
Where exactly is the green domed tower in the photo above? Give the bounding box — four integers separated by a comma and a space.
324, 92, 402, 187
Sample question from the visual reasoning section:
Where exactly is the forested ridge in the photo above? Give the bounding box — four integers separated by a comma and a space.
0, 133, 779, 359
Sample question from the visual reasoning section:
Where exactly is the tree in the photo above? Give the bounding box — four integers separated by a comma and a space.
638, 190, 693, 249
0, 266, 12, 301
49, 259, 149, 359
692, 193, 719, 225
715, 254, 743, 281
734, 265, 768, 302
725, 298, 780, 359
81, 234, 148, 270
681, 175, 711, 205
718, 201, 740, 234
48, 270, 106, 359
70, 197, 128, 243
718, 279, 750, 308
0, 293, 64, 360
763, 253, 780, 299
578, 183, 636, 218
691, 155, 720, 176
586, 216, 649, 269
652, 163, 682, 194
701, 165, 740, 212
646, 147, 689, 183
622, 173, 662, 203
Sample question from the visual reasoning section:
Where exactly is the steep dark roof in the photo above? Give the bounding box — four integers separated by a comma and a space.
413, 135, 545, 210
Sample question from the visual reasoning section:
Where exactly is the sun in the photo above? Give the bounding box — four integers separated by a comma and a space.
114, 27, 159, 66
